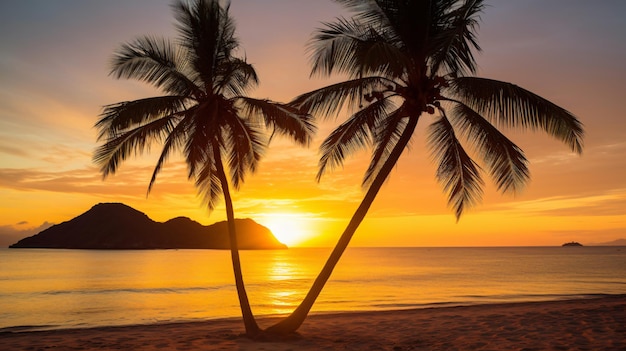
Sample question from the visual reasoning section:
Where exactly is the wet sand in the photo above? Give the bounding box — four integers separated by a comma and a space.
1, 295, 624, 350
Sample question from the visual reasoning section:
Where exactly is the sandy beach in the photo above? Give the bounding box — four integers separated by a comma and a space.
1, 295, 624, 351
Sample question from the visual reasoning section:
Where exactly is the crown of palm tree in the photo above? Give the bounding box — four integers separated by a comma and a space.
291, 0, 583, 219
94, 0, 315, 210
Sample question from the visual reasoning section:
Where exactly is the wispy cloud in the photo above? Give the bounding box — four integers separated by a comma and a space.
0, 164, 191, 197
492, 189, 626, 217
0, 142, 30, 157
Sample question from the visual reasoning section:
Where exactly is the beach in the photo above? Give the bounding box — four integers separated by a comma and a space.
1, 295, 624, 350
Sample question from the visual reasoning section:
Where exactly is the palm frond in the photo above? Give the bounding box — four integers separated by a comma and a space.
111, 36, 202, 97
374, 0, 438, 55
221, 113, 265, 190
333, 0, 379, 16
173, 0, 238, 90
429, 0, 484, 76
428, 114, 484, 219
357, 27, 411, 78
449, 77, 584, 153
93, 115, 178, 178
194, 143, 222, 211
214, 57, 258, 97
309, 17, 364, 77
96, 96, 187, 141
237, 97, 316, 146
184, 104, 220, 181
173, 0, 218, 82
309, 17, 408, 79
449, 101, 529, 193
362, 105, 408, 187
147, 118, 190, 194
317, 97, 393, 181
290, 76, 391, 119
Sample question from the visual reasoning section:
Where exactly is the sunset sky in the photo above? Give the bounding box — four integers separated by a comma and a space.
1, 0, 625, 247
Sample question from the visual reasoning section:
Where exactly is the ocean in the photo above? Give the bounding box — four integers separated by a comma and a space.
1, 247, 624, 331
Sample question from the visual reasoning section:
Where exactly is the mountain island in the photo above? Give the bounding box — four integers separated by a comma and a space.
9, 203, 286, 250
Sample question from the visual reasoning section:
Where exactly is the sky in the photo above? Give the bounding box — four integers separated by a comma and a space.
1, 0, 625, 247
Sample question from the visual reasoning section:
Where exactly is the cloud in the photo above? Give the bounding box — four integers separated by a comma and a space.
0, 163, 193, 198
0, 142, 30, 157
492, 189, 626, 217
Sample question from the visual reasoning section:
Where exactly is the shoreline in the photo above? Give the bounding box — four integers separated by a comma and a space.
3, 293, 616, 333
1, 295, 624, 350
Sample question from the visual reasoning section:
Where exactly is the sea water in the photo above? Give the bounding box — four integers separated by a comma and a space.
0, 247, 624, 331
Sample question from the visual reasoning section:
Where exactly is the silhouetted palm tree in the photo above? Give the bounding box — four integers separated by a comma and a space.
93, 0, 314, 337
267, 0, 583, 333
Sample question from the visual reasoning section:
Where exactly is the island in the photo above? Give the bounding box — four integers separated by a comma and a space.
562, 241, 583, 247
9, 203, 286, 250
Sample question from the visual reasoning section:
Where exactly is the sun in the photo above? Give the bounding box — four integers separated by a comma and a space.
257, 213, 312, 247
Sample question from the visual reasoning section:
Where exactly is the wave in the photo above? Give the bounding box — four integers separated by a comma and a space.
39, 285, 231, 296
0, 324, 61, 333
369, 293, 620, 309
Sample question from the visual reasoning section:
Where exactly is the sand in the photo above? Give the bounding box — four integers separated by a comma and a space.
1, 295, 624, 351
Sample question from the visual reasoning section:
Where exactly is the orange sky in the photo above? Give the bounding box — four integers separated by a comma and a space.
1, 1, 625, 247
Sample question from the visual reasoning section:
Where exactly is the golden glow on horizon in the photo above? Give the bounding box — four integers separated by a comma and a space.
256, 213, 316, 247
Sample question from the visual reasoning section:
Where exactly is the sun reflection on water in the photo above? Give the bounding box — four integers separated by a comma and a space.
268, 260, 296, 281
243, 249, 328, 316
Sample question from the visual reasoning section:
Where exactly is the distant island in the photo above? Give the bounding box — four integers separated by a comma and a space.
9, 203, 286, 250
562, 241, 583, 247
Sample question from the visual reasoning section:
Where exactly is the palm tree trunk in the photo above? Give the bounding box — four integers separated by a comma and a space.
214, 152, 260, 337
266, 116, 420, 334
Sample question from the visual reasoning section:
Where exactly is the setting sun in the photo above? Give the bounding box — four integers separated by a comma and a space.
256, 213, 315, 247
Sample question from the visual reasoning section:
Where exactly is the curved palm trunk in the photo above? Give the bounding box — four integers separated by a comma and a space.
266, 116, 420, 334
214, 153, 261, 337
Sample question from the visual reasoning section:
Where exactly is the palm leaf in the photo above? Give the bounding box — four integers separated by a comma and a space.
362, 105, 408, 187
290, 76, 391, 119
173, 0, 220, 84
111, 36, 202, 97
173, 0, 238, 90
214, 58, 258, 97
237, 97, 316, 146
333, 0, 379, 16
428, 114, 484, 219
194, 143, 222, 211
309, 16, 408, 79
428, 0, 484, 76
221, 113, 265, 190
96, 96, 187, 141
449, 102, 529, 193
373, 0, 438, 56
449, 77, 584, 153
184, 103, 220, 181
317, 97, 394, 181
309, 17, 365, 78
147, 118, 190, 194
93, 115, 178, 178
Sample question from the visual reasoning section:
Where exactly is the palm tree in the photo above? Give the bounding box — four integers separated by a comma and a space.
267, 0, 583, 334
93, 0, 315, 337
